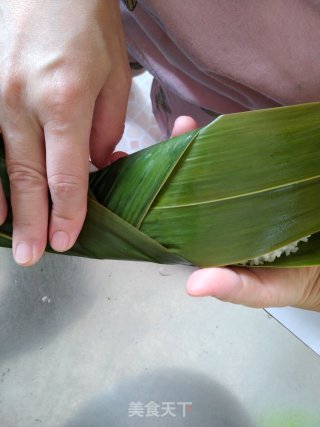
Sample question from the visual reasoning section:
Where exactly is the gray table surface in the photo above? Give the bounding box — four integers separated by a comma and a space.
0, 247, 319, 427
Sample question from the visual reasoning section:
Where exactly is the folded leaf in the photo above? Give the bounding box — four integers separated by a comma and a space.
1, 102, 320, 267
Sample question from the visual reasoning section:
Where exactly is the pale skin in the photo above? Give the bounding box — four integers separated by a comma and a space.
0, 2, 319, 311
0, 0, 131, 265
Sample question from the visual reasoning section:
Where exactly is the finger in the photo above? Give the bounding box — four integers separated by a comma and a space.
44, 104, 93, 253
2, 124, 48, 266
171, 116, 198, 137
186, 266, 306, 308
0, 180, 7, 225
90, 69, 131, 169
109, 151, 127, 164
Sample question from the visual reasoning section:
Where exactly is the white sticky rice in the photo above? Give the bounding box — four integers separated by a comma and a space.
244, 235, 310, 266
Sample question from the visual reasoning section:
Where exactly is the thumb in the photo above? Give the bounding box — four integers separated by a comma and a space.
186, 266, 320, 310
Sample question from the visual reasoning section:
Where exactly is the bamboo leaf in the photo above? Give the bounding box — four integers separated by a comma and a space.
0, 102, 320, 268
65, 198, 190, 265
90, 129, 198, 227
140, 103, 320, 266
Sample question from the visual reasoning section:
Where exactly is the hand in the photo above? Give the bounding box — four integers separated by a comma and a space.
171, 116, 320, 312
0, 0, 131, 265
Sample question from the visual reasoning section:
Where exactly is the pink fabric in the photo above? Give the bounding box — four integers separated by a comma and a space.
121, 0, 320, 134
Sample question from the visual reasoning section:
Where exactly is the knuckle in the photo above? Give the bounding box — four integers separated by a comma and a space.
39, 77, 87, 123
48, 173, 86, 199
8, 163, 46, 192
13, 217, 36, 228
51, 206, 86, 224
43, 79, 84, 111
0, 70, 24, 110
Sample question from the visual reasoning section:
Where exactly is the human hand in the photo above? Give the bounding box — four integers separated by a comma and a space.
0, 0, 131, 265
171, 116, 320, 311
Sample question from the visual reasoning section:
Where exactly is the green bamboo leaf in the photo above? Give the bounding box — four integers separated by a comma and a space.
142, 178, 320, 266
0, 102, 320, 268
0, 133, 189, 264
0, 213, 12, 249
156, 103, 320, 206
0, 142, 12, 249
140, 103, 320, 265
87, 102, 320, 267
0, 231, 11, 249
90, 129, 198, 227
65, 197, 189, 265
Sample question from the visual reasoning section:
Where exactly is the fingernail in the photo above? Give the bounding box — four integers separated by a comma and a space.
51, 231, 70, 252
15, 242, 33, 265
